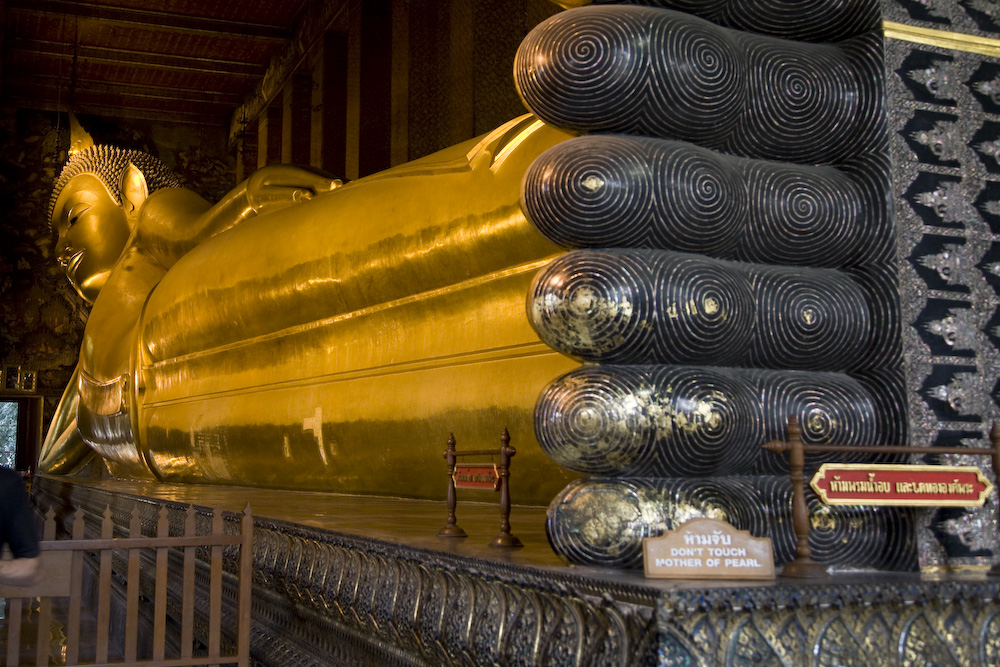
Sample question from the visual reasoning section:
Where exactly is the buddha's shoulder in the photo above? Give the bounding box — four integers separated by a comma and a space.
141, 186, 211, 216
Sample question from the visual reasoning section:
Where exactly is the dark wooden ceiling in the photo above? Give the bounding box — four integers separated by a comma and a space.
1, 0, 311, 129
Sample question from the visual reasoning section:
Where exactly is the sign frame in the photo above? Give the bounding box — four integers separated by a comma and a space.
810, 463, 993, 507
453, 463, 500, 491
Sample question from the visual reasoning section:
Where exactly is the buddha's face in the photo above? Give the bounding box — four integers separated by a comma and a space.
51, 174, 130, 304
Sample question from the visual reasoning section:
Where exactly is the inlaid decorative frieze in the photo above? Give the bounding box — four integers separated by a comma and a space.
886, 8, 1000, 568
887, 0, 1000, 35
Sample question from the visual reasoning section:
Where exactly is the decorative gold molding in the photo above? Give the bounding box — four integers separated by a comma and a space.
883, 21, 1000, 59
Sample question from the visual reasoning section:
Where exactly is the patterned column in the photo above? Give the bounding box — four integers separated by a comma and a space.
884, 0, 1000, 570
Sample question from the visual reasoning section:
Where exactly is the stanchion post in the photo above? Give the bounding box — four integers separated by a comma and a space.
491, 428, 523, 548
990, 423, 1000, 576
439, 433, 467, 538
763, 416, 828, 578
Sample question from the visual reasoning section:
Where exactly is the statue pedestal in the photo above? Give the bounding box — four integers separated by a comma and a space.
32, 476, 1000, 666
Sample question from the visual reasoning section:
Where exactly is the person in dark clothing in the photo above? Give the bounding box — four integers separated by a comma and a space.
0, 466, 40, 585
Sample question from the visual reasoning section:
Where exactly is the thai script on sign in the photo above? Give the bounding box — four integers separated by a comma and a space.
894, 480, 974, 495
828, 476, 891, 494
810, 464, 992, 507
827, 476, 975, 495
683, 530, 732, 546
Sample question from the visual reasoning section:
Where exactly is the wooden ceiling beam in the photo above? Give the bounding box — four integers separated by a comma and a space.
5, 82, 231, 118
5, 72, 243, 106
6, 0, 291, 41
2, 94, 229, 127
10, 37, 263, 77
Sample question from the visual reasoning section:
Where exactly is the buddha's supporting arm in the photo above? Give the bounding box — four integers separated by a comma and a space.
136, 165, 341, 270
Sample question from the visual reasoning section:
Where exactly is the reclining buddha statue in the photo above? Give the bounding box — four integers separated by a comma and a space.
41, 0, 925, 570
41, 114, 581, 502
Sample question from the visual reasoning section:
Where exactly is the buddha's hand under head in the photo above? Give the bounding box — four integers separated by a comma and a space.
246, 164, 343, 216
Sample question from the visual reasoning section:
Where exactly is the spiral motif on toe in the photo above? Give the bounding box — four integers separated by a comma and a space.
717, 0, 878, 41
529, 249, 756, 364
747, 368, 880, 473
646, 367, 761, 476
740, 162, 866, 266
844, 263, 901, 372
674, 477, 766, 535
536, 366, 878, 477
521, 136, 657, 248
545, 478, 652, 569
546, 476, 917, 569
836, 152, 890, 265
532, 250, 869, 369
729, 36, 860, 163
529, 250, 656, 361
516, 6, 881, 163
838, 34, 886, 156
630, 0, 731, 21
651, 253, 754, 365
534, 366, 652, 474
522, 135, 876, 267
516, 6, 745, 142
535, 365, 762, 476
648, 141, 746, 253
853, 367, 906, 450
644, 11, 745, 143
593, 0, 880, 42
805, 499, 916, 570
749, 266, 870, 370
515, 7, 650, 132
752, 476, 797, 560
522, 136, 747, 253
757, 477, 916, 569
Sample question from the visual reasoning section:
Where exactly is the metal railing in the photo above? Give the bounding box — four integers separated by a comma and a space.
0, 503, 252, 666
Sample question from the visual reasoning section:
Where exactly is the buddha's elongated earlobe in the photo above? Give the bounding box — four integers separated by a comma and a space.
121, 162, 149, 228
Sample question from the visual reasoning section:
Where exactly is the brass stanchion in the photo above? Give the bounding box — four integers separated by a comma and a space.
990, 423, 1000, 577
762, 416, 829, 578
491, 428, 522, 548
437, 428, 522, 548
438, 433, 467, 538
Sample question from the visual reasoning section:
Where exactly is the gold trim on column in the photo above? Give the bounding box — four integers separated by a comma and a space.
883, 21, 1000, 58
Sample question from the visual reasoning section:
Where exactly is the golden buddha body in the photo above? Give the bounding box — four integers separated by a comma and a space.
43, 117, 580, 502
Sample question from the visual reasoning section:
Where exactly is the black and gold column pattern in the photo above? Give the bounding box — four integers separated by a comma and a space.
883, 1, 1000, 570
515, 0, 918, 569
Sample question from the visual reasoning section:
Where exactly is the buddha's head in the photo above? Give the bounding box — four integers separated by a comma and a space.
49, 146, 181, 304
